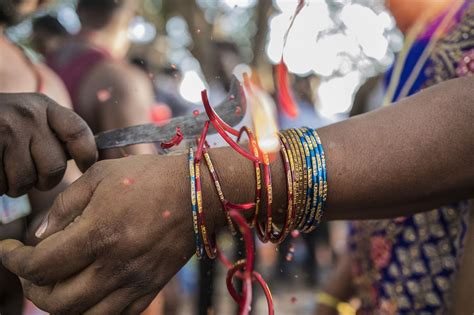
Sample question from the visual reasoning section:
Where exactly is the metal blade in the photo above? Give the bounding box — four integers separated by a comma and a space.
95, 76, 245, 150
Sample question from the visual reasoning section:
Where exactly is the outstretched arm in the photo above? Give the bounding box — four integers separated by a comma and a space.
0, 76, 473, 314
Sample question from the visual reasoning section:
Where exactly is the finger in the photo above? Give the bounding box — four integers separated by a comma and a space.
0, 211, 110, 285
4, 140, 37, 197
0, 145, 7, 195
20, 263, 122, 315
35, 168, 101, 239
122, 292, 159, 315
83, 287, 146, 315
30, 134, 67, 191
47, 103, 97, 173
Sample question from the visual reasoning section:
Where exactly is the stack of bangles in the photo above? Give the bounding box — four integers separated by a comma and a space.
186, 89, 328, 314
188, 126, 328, 256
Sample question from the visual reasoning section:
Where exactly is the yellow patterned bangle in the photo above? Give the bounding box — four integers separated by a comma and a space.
316, 292, 356, 315
279, 132, 299, 232
285, 129, 308, 230
280, 131, 305, 228
203, 150, 237, 235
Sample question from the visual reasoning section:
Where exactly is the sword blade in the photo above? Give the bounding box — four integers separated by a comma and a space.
95, 76, 245, 150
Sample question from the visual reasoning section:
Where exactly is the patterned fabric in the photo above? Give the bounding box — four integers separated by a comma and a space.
349, 2, 474, 314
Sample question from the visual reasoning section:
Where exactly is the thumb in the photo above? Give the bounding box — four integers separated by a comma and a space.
0, 239, 25, 266
47, 101, 98, 173
35, 169, 102, 239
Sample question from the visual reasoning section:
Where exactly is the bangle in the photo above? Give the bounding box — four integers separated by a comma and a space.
295, 128, 316, 232
307, 128, 327, 230
279, 132, 301, 232
316, 292, 356, 315
237, 127, 261, 228
189, 147, 203, 258
285, 129, 308, 230
195, 156, 217, 259
202, 146, 237, 235
256, 151, 273, 243
300, 128, 321, 232
280, 130, 304, 230
269, 135, 295, 243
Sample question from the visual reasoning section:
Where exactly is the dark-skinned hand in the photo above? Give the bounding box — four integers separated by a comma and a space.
0, 155, 216, 314
0, 92, 97, 197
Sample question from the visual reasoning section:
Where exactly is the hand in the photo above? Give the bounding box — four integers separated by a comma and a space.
0, 93, 97, 197
0, 155, 218, 314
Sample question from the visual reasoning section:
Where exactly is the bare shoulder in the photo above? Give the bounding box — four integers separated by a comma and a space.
86, 60, 154, 96
36, 63, 72, 109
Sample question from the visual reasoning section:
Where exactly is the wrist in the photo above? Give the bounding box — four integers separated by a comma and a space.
201, 146, 288, 232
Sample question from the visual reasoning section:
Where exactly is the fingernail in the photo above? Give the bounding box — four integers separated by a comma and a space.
35, 213, 49, 238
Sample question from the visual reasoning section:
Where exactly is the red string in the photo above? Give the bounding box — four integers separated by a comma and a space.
276, 0, 307, 118
276, 60, 299, 118
160, 127, 184, 149
201, 90, 260, 163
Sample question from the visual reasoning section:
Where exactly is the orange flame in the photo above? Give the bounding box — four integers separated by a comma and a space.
243, 74, 280, 154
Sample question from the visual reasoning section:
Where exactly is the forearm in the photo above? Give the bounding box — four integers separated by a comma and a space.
202, 76, 474, 227
321, 76, 474, 219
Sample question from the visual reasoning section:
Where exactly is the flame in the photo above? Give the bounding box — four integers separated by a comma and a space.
243, 75, 280, 154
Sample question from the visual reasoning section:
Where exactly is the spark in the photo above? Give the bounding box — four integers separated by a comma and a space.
97, 89, 111, 102
291, 230, 300, 238
122, 178, 135, 186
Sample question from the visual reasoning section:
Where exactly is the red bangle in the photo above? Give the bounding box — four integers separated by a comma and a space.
255, 151, 273, 243
202, 146, 237, 235
237, 126, 261, 227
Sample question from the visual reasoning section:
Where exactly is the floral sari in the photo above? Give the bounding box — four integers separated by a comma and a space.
349, 1, 474, 314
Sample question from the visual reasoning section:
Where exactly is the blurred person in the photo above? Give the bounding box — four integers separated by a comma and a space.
31, 15, 68, 62
316, 0, 474, 314
47, 1, 166, 313
0, 1, 97, 314
48, 0, 156, 159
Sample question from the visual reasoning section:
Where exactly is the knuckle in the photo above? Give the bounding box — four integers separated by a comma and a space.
0, 123, 13, 137
64, 119, 90, 143
39, 163, 67, 180
15, 96, 41, 120
85, 160, 110, 178
8, 176, 37, 197
86, 220, 120, 259
116, 262, 145, 285
20, 260, 43, 284
50, 192, 67, 219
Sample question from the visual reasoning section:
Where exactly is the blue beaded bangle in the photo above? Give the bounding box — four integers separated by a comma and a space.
295, 128, 316, 232
301, 128, 320, 232
189, 147, 204, 258
307, 128, 327, 230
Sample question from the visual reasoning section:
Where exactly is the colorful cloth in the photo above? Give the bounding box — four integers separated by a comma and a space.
349, 2, 474, 314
